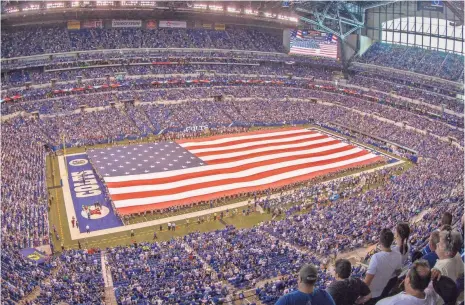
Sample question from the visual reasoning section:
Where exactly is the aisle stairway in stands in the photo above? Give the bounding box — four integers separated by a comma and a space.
101, 251, 118, 305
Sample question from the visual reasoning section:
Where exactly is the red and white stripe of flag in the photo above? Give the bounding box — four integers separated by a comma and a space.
106, 128, 382, 214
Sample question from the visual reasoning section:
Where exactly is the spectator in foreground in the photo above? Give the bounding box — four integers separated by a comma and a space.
326, 259, 371, 305
422, 231, 440, 269
275, 264, 335, 305
393, 222, 411, 264
433, 227, 464, 282
377, 259, 438, 305
423, 212, 453, 255
364, 229, 403, 304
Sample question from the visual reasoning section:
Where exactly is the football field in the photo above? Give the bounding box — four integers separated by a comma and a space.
47, 126, 408, 250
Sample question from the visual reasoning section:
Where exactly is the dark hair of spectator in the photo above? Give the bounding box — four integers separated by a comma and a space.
380, 228, 395, 248
335, 259, 352, 279
396, 222, 410, 255
441, 212, 453, 226
409, 259, 431, 291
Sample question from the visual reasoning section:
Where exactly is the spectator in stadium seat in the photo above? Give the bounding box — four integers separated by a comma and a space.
326, 259, 371, 305
393, 222, 411, 264
363, 229, 402, 303
376, 259, 438, 305
433, 227, 464, 282
275, 264, 335, 305
421, 231, 440, 269
441, 213, 453, 228
423, 212, 454, 255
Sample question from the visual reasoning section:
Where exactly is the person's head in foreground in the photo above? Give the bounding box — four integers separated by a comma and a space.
435, 226, 462, 260
379, 228, 395, 250
327, 259, 371, 305
377, 259, 434, 305
275, 264, 335, 305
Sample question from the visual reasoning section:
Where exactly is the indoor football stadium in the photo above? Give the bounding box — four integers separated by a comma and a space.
1, 1, 464, 305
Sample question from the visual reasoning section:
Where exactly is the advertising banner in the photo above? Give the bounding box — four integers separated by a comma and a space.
67, 20, 81, 30
203, 23, 213, 29
214, 23, 226, 31
82, 20, 103, 29
146, 20, 157, 29
112, 20, 142, 28
159, 20, 187, 28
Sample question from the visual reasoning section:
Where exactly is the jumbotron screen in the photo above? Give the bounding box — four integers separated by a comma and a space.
289, 29, 339, 58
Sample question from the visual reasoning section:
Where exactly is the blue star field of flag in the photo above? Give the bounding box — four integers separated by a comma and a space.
88, 142, 206, 177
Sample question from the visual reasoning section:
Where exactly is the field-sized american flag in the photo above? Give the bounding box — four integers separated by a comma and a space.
89, 128, 383, 215
290, 30, 338, 58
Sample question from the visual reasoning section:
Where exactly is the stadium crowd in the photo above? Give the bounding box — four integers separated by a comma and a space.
3, 86, 462, 147
1, 27, 285, 58
2, 87, 464, 303
1, 24, 464, 305
358, 42, 464, 81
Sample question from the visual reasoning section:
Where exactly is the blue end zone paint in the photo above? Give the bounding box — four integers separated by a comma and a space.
65, 154, 123, 233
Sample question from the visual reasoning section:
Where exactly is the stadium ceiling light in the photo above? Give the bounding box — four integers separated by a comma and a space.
122, 1, 139, 6
22, 4, 40, 11
227, 7, 240, 13
46, 2, 64, 9
209, 5, 224, 11
244, 8, 259, 15
194, 4, 208, 9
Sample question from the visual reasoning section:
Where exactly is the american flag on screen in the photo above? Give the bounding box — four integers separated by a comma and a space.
89, 128, 382, 215
290, 30, 338, 58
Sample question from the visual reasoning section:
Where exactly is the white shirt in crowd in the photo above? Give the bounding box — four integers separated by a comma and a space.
433, 253, 463, 282
366, 250, 403, 298
377, 289, 439, 305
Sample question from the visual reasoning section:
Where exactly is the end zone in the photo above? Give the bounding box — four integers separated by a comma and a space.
58, 153, 123, 239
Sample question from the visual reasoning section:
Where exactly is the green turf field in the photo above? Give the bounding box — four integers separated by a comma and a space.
46, 125, 413, 251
